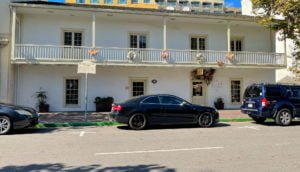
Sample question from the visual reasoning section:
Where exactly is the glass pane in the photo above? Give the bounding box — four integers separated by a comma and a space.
74, 32, 82, 46
231, 80, 241, 103
191, 37, 197, 50
104, 0, 113, 4
64, 32, 72, 46
118, 0, 127, 4
191, 2, 200, 7
203, 2, 211, 8
193, 82, 203, 96
91, 0, 99, 3
199, 38, 206, 50
143, 97, 160, 104
139, 35, 147, 48
130, 35, 138, 48
132, 81, 144, 97
160, 96, 182, 105
144, 0, 150, 3
65, 79, 79, 105
131, 0, 138, 4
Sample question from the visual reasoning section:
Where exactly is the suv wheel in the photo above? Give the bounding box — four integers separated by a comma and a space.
128, 113, 147, 130
251, 116, 266, 124
276, 109, 292, 126
0, 116, 12, 135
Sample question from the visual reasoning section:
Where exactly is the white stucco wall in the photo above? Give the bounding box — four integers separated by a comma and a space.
21, 14, 273, 52
16, 65, 276, 111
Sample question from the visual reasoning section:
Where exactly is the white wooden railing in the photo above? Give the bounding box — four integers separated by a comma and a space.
13, 44, 286, 66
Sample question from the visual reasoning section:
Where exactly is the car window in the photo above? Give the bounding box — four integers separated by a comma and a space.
291, 87, 300, 98
266, 86, 283, 98
244, 85, 262, 98
159, 96, 183, 105
141, 96, 160, 104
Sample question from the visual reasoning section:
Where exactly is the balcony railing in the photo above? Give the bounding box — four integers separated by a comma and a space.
13, 44, 286, 67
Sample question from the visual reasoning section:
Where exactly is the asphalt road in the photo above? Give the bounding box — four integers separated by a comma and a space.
1, 121, 300, 172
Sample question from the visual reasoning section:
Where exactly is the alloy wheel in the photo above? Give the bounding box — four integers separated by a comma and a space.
129, 114, 146, 130
198, 112, 214, 127
0, 116, 11, 135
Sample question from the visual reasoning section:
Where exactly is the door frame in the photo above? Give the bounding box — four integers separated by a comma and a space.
191, 79, 207, 105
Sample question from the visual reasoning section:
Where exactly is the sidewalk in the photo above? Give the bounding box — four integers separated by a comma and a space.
39, 110, 247, 123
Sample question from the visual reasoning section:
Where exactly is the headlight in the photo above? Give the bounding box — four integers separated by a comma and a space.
15, 109, 32, 116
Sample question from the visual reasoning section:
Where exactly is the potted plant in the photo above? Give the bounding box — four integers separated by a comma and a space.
94, 96, 114, 112
35, 90, 49, 112
214, 97, 224, 110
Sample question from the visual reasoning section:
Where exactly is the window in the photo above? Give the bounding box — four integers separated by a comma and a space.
191, 2, 200, 7
191, 37, 206, 50
119, 0, 127, 4
142, 97, 160, 104
63, 31, 83, 46
167, 0, 176, 7
214, 3, 223, 8
131, 0, 138, 4
159, 96, 184, 105
179, 1, 188, 7
291, 87, 300, 98
144, 0, 151, 3
203, 2, 212, 8
130, 34, 147, 48
193, 82, 203, 96
244, 85, 262, 98
231, 80, 242, 103
76, 0, 85, 3
266, 86, 283, 98
156, 0, 164, 6
104, 0, 113, 4
231, 39, 243, 51
91, 0, 99, 3
130, 79, 147, 97
65, 78, 80, 106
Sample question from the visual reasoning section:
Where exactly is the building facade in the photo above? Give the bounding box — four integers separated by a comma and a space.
1, 1, 286, 111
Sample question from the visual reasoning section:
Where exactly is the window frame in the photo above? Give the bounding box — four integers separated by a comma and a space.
62, 29, 84, 47
129, 77, 148, 98
230, 37, 244, 52
128, 32, 149, 49
64, 77, 81, 107
190, 34, 207, 51
230, 78, 243, 104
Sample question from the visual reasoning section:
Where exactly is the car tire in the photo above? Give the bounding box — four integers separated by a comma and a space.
128, 113, 147, 130
198, 112, 214, 128
0, 116, 12, 135
252, 116, 266, 124
275, 109, 292, 126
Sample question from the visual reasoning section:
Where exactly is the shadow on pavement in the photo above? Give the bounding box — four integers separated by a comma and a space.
0, 163, 176, 172
8, 128, 60, 135
117, 122, 230, 130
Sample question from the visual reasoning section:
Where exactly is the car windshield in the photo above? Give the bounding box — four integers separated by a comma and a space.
244, 85, 262, 98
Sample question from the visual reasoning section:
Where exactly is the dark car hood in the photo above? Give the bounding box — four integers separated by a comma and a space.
0, 103, 36, 113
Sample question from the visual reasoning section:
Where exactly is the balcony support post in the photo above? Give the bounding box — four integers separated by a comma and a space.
92, 13, 96, 48
227, 21, 231, 52
163, 17, 167, 50
11, 7, 16, 59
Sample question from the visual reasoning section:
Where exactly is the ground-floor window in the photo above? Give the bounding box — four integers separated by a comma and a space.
231, 79, 242, 104
130, 78, 147, 97
65, 78, 80, 106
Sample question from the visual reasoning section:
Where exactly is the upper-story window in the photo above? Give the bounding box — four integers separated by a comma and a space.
179, 1, 189, 7
130, 34, 147, 49
104, 0, 114, 4
191, 2, 200, 7
131, 0, 138, 4
91, 0, 99, 3
214, 3, 223, 8
167, 0, 176, 7
144, 0, 151, 3
76, 0, 85, 3
231, 39, 243, 51
64, 31, 83, 46
156, 0, 164, 6
191, 36, 206, 50
119, 0, 127, 4
202, 2, 212, 8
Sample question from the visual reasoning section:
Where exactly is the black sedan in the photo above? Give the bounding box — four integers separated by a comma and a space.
0, 103, 39, 135
111, 94, 219, 130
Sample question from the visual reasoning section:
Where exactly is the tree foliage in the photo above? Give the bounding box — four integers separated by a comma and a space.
252, 0, 300, 59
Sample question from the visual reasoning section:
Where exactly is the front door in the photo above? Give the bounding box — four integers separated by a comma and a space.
192, 80, 206, 105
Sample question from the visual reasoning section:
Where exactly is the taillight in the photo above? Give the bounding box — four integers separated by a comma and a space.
261, 97, 268, 107
112, 105, 122, 111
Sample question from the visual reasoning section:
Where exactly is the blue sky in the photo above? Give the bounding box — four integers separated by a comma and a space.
224, 0, 241, 8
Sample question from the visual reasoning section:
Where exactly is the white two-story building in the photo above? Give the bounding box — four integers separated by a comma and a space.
2, 0, 286, 111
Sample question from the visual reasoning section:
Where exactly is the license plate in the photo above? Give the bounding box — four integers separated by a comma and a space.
248, 104, 253, 108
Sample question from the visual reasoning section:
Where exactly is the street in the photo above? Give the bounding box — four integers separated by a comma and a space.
1, 121, 300, 172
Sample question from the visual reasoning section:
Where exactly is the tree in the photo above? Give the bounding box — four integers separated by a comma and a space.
252, 0, 300, 76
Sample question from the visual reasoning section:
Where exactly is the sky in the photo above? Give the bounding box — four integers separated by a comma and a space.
224, 0, 241, 8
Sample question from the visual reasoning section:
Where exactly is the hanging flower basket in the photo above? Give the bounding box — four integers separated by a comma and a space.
216, 60, 224, 67
194, 53, 204, 63
127, 51, 137, 62
161, 50, 169, 63
226, 51, 234, 61
88, 48, 99, 56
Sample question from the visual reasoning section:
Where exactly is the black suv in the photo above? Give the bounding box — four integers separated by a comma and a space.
241, 83, 300, 126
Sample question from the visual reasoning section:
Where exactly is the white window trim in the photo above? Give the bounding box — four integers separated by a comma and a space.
230, 78, 243, 105
128, 77, 148, 98
61, 29, 85, 46
230, 36, 244, 51
128, 32, 149, 49
64, 77, 81, 108
189, 34, 208, 50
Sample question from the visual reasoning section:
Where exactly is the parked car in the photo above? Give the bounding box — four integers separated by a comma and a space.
241, 83, 300, 126
0, 103, 39, 135
111, 94, 219, 130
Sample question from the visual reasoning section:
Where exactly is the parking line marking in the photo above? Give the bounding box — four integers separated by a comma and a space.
80, 131, 85, 137
238, 126, 260, 130
95, 146, 224, 156
69, 131, 96, 137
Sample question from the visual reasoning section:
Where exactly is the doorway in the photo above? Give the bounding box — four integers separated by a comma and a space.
191, 80, 206, 105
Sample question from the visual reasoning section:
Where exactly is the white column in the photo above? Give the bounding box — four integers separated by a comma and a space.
92, 13, 96, 48
227, 21, 231, 52
163, 17, 167, 50
284, 37, 287, 65
11, 7, 16, 59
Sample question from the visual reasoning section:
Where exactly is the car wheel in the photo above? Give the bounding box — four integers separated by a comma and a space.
0, 116, 12, 135
128, 113, 147, 130
276, 109, 292, 126
252, 116, 266, 124
198, 112, 214, 128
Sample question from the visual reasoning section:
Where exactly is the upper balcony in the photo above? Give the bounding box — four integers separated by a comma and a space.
13, 44, 285, 68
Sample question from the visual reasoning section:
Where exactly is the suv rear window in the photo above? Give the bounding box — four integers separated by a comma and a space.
244, 85, 262, 98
